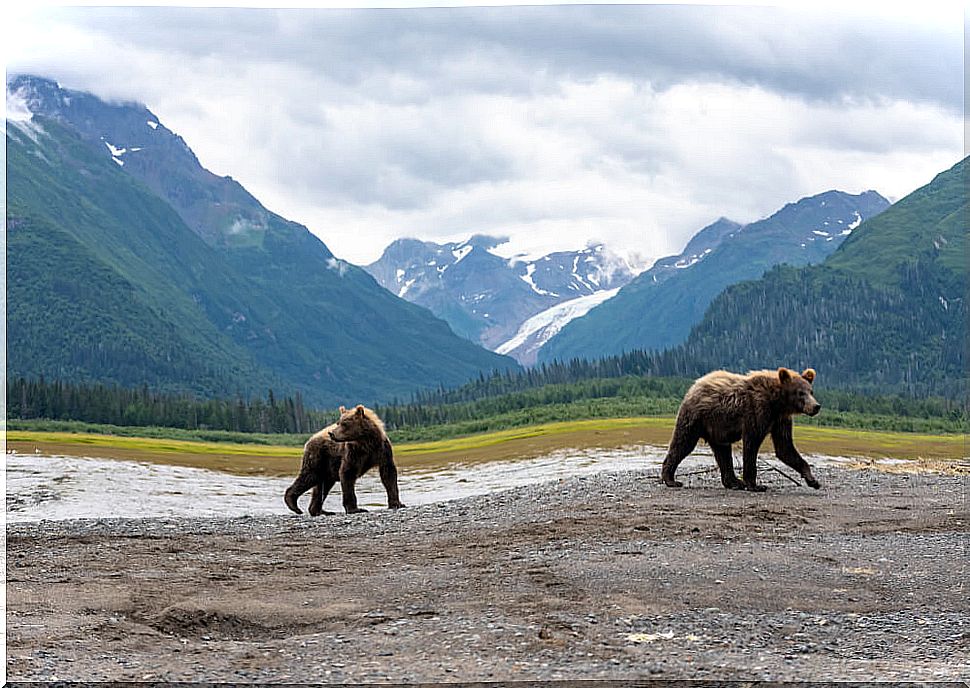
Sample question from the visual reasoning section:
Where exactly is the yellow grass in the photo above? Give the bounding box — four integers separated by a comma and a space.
5, 430, 300, 475
6, 417, 967, 477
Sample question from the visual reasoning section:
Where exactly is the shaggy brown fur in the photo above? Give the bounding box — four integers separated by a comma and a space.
284, 405, 405, 515
661, 367, 822, 492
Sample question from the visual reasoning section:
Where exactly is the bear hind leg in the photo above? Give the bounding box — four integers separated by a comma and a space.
284, 471, 317, 514
662, 422, 700, 488
711, 443, 744, 490
741, 432, 767, 492
379, 458, 405, 509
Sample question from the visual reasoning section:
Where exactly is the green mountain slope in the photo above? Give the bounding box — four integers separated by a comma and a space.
825, 161, 966, 285
7, 119, 282, 396
538, 190, 889, 364
676, 157, 967, 396
7, 77, 517, 404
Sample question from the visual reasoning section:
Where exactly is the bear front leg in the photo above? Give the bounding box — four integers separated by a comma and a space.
741, 432, 767, 492
339, 467, 367, 514
662, 418, 699, 487
710, 443, 744, 490
379, 456, 406, 509
771, 419, 821, 489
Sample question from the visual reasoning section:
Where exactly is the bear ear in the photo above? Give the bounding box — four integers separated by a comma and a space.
778, 367, 792, 384
355, 404, 365, 416
802, 368, 816, 383
338, 405, 346, 414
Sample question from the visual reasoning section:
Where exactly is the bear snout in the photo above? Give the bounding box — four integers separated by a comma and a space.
807, 403, 821, 416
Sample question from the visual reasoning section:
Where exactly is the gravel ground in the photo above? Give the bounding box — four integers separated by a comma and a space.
5, 464, 969, 682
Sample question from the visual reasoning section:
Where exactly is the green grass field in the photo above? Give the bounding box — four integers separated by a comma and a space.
7, 415, 966, 477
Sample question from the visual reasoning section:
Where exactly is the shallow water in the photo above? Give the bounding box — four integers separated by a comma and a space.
4, 448, 869, 523
5, 446, 665, 522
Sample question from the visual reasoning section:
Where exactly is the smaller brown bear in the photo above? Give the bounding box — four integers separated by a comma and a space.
284, 405, 405, 515
661, 367, 822, 492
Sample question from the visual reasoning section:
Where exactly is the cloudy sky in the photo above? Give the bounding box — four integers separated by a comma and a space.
5, 2, 964, 266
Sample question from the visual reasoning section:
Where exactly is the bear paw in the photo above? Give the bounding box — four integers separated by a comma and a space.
743, 482, 767, 492
663, 479, 684, 488
345, 506, 369, 514
805, 477, 821, 490
389, 502, 407, 509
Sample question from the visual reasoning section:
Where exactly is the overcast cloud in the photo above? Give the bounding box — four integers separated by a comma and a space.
5, 4, 964, 265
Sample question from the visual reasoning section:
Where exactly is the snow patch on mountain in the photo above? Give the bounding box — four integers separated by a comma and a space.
570, 255, 594, 291
452, 245, 473, 263
520, 264, 557, 296
103, 140, 126, 157
399, 277, 417, 297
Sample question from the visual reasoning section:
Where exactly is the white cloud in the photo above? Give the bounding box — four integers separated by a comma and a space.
248, 77, 961, 263
5, 5, 964, 265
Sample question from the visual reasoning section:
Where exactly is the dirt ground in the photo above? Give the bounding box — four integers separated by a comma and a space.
5, 463, 969, 682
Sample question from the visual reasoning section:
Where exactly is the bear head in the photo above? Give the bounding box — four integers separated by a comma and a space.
778, 367, 821, 417
328, 404, 385, 442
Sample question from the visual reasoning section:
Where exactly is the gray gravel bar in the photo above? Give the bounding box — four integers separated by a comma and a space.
6, 465, 969, 682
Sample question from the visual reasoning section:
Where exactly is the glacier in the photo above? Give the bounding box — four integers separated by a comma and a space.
496, 288, 620, 364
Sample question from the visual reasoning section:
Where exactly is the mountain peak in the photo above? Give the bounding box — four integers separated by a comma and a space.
8, 74, 158, 129
538, 188, 891, 364
8, 75, 517, 403
5, 75, 304, 251
365, 234, 639, 356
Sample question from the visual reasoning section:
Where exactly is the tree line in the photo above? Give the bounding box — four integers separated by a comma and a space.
8, 372, 965, 438
7, 377, 325, 435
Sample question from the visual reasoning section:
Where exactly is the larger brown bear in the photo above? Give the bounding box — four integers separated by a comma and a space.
661, 367, 822, 492
284, 405, 405, 515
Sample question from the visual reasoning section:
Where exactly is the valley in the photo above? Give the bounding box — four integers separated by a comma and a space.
5, 8, 966, 685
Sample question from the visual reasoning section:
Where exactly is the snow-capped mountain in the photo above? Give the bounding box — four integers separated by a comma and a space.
641, 218, 744, 285
7, 74, 275, 249
365, 235, 639, 357
538, 189, 891, 364
7, 75, 517, 404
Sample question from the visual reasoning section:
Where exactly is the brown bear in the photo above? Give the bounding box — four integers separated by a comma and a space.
661, 367, 822, 492
284, 405, 405, 515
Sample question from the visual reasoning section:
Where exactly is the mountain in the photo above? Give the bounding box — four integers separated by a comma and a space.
641, 218, 743, 285
489, 218, 740, 365
537, 189, 891, 364
6, 75, 517, 405
365, 235, 639, 357
670, 157, 967, 396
